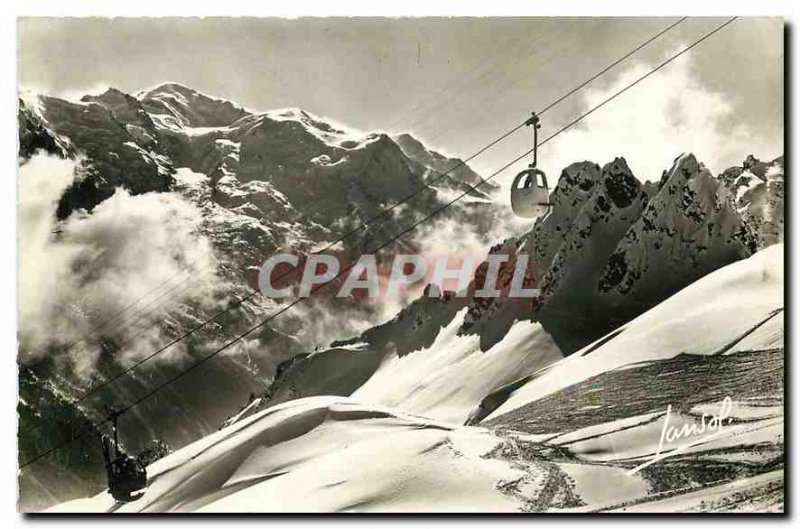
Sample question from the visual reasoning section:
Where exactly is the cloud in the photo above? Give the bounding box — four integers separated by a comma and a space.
536, 48, 781, 182
278, 301, 377, 351
18, 153, 220, 377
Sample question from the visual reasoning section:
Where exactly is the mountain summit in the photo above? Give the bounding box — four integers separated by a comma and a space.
17, 83, 783, 512
17, 84, 507, 510
598, 153, 755, 309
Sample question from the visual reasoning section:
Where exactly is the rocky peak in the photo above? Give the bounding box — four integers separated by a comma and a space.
18, 97, 73, 159
83, 88, 153, 125
523, 161, 601, 284
534, 157, 648, 352
393, 133, 491, 191
456, 157, 647, 353
597, 152, 755, 307
82, 88, 159, 148
743, 153, 771, 179
140, 83, 250, 129
21, 94, 174, 217
602, 157, 640, 209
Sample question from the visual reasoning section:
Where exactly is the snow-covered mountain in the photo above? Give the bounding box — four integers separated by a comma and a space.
17, 82, 784, 512
533, 157, 652, 351
503, 152, 762, 352
16, 84, 505, 510
241, 150, 779, 425
21, 90, 173, 218
596, 153, 756, 319
49, 245, 784, 513
21, 84, 499, 269
452, 152, 761, 354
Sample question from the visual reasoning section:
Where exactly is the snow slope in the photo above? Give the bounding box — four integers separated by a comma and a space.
487, 243, 784, 421
475, 244, 784, 512
46, 245, 784, 513
257, 293, 562, 425
48, 397, 525, 513
352, 309, 562, 424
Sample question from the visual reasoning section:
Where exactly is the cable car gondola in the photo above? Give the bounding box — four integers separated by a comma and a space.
100, 408, 147, 503
511, 112, 552, 220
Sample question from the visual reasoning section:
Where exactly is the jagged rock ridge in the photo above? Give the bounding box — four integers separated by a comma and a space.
598, 153, 756, 313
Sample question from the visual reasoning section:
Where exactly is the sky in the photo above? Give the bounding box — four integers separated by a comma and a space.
18, 16, 783, 184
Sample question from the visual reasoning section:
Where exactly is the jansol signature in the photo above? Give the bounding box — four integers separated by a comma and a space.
628, 396, 734, 475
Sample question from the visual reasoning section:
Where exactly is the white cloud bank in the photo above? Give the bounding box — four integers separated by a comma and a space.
18, 154, 219, 376
533, 49, 782, 183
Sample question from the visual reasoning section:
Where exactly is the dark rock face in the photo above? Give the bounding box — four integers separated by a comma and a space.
453, 152, 772, 356
414, 152, 769, 356
535, 157, 649, 352
29, 93, 174, 218
526, 161, 602, 285
603, 157, 641, 208
597, 154, 755, 316
17, 367, 106, 511
18, 99, 71, 160
135, 439, 172, 468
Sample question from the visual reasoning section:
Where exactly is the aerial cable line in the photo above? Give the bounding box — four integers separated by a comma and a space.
51, 22, 566, 353
87, 269, 212, 346
20, 13, 693, 441
21, 89, 533, 440
536, 16, 687, 115
18, 14, 696, 442
19, 16, 738, 469
21, 147, 536, 468
85, 14, 685, 352
43, 250, 214, 361
46, 16, 685, 365
537, 17, 737, 146
20, 105, 522, 441
42, 16, 687, 371
425, 17, 687, 145
421, 19, 604, 144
